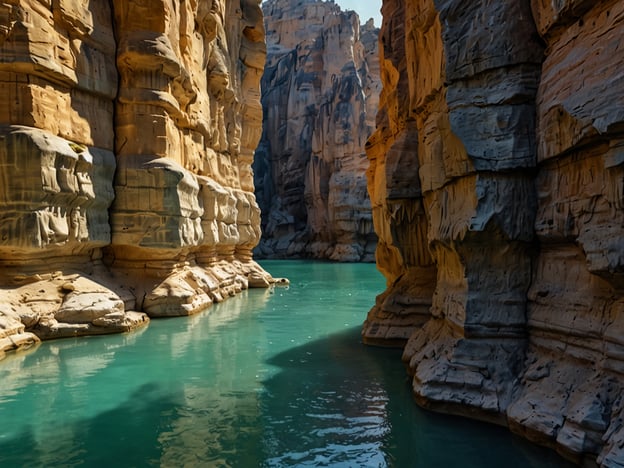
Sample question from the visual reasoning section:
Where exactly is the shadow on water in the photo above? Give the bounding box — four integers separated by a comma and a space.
260, 326, 574, 468
0, 327, 573, 468
0, 259, 576, 467
0, 382, 266, 468
0, 383, 178, 467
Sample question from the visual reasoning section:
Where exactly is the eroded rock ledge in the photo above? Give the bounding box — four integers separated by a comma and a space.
363, 0, 624, 464
0, 0, 274, 358
253, 0, 380, 262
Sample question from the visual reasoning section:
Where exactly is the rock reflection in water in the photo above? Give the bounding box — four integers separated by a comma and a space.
0, 261, 573, 467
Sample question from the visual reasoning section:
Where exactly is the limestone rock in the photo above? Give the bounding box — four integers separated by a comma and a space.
365, 0, 624, 464
0, 332, 40, 361
0, 125, 116, 267
253, 0, 380, 261
0, 305, 25, 339
0, 273, 149, 341
56, 292, 125, 324
108, 0, 275, 317
0, 0, 273, 359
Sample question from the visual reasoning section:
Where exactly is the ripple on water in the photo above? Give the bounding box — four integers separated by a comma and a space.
0, 261, 575, 467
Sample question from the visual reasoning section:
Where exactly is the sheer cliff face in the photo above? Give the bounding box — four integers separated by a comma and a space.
253, 0, 380, 262
0, 0, 271, 355
364, 0, 624, 463
110, 0, 270, 312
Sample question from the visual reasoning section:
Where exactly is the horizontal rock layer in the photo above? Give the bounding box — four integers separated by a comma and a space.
253, 0, 380, 261
364, 0, 624, 465
0, 0, 274, 357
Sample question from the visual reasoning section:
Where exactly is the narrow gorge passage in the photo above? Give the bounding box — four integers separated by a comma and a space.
0, 261, 572, 467
254, 0, 380, 262
0, 0, 623, 466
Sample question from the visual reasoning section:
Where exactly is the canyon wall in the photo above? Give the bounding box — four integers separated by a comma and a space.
253, 0, 380, 261
0, 0, 273, 359
364, 0, 624, 465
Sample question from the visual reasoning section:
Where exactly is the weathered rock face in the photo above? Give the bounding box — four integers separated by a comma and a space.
109, 0, 272, 316
509, 2, 624, 464
364, 0, 624, 464
0, 0, 272, 354
253, 0, 380, 262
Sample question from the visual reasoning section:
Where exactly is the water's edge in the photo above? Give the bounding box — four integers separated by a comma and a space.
0, 261, 573, 467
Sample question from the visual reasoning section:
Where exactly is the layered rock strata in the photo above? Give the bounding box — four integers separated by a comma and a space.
0, 0, 273, 357
509, 2, 624, 465
253, 0, 380, 261
364, 0, 624, 464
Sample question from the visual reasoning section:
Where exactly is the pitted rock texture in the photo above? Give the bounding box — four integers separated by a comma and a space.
0, 0, 273, 356
253, 0, 380, 262
364, 0, 624, 464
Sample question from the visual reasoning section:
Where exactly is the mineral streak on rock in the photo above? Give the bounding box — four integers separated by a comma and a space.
365, 0, 624, 464
253, 0, 380, 261
0, 0, 274, 355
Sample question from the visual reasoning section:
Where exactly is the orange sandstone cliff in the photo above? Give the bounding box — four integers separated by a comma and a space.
0, 0, 273, 359
363, 0, 624, 464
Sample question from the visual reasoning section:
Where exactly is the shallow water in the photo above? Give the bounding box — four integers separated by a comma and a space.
0, 260, 572, 467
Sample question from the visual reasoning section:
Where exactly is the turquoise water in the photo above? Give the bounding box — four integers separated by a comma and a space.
0, 260, 571, 467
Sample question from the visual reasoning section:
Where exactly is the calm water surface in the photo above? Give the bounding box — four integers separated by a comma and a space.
0, 261, 572, 467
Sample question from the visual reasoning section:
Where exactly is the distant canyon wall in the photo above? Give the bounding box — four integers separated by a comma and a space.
253, 0, 380, 261
0, 0, 273, 359
363, 0, 624, 465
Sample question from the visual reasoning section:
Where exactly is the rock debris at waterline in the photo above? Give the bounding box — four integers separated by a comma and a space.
0, 1, 275, 357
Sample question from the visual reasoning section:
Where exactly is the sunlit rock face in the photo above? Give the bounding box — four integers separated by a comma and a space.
365, 0, 624, 464
253, 0, 380, 262
109, 0, 272, 316
0, 0, 272, 350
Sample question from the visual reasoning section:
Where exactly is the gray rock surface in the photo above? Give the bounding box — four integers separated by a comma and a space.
364, 0, 624, 464
254, 0, 380, 261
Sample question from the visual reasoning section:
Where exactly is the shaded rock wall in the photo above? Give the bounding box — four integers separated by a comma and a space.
364, 0, 624, 464
253, 0, 380, 261
0, 0, 272, 355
